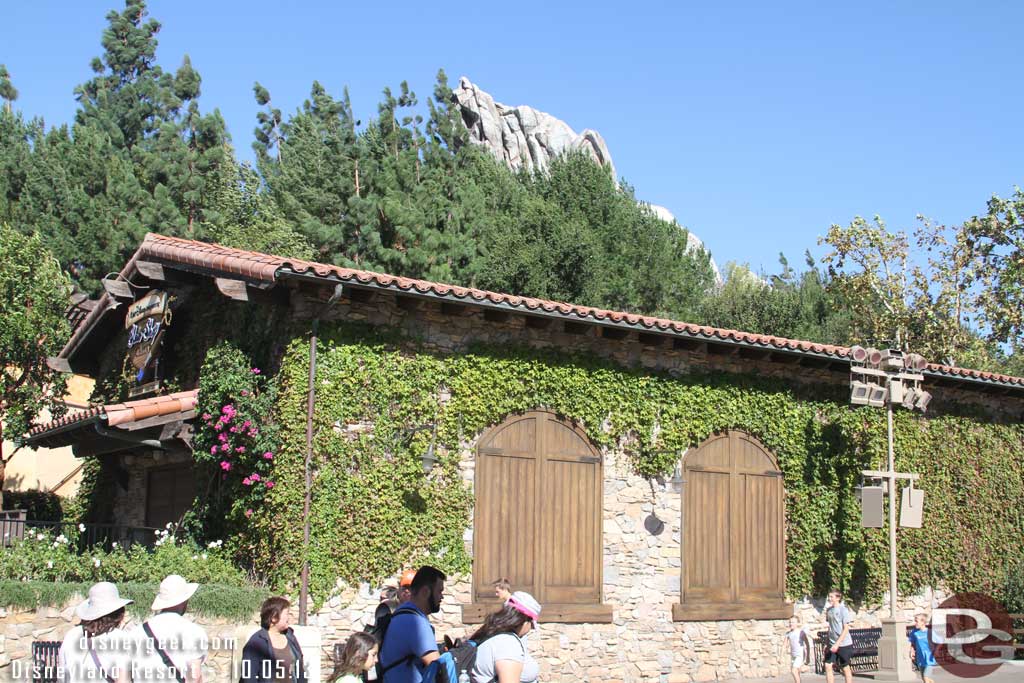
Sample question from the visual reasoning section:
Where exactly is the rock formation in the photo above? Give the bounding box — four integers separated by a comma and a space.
453, 77, 721, 282
453, 77, 615, 178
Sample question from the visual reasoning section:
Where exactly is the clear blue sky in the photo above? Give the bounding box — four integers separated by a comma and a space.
3, 0, 1022, 274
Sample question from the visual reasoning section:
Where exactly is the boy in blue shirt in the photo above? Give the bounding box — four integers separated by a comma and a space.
908, 613, 937, 683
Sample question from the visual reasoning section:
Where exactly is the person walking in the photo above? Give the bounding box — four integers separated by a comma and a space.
824, 590, 854, 683
908, 613, 937, 683
57, 582, 133, 683
782, 616, 812, 683
240, 596, 308, 683
468, 592, 541, 683
132, 574, 209, 683
378, 566, 446, 683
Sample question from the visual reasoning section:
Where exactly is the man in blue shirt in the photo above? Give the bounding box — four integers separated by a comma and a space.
380, 566, 446, 683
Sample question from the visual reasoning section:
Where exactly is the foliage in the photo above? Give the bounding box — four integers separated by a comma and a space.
819, 214, 1006, 369
962, 188, 1024, 354
1002, 559, 1024, 616
189, 343, 281, 552
237, 321, 1024, 608
0, 526, 249, 588
697, 253, 851, 344
1, 489, 64, 521
0, 580, 267, 621
0, 225, 72, 502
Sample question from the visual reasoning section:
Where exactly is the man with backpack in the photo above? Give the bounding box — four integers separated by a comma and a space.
379, 566, 447, 683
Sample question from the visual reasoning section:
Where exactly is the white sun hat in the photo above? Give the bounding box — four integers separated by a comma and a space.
151, 574, 199, 611
76, 582, 133, 621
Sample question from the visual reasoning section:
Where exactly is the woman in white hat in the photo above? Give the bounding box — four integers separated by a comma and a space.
468, 591, 542, 683
57, 582, 133, 683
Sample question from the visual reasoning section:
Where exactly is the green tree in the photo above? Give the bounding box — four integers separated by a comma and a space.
0, 225, 71, 506
0, 65, 17, 113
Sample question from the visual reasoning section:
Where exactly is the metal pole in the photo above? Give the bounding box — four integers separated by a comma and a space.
299, 323, 317, 625
887, 397, 897, 620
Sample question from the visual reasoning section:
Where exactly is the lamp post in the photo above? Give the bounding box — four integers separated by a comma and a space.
849, 346, 930, 682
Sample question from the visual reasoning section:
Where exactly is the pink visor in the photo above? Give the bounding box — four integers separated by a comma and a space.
507, 595, 539, 621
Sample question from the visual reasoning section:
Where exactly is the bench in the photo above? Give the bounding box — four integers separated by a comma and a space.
31, 641, 61, 683
813, 628, 883, 674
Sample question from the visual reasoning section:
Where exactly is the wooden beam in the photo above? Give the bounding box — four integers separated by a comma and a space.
215, 278, 249, 301
135, 261, 166, 281
101, 279, 133, 299
46, 356, 72, 373
524, 316, 552, 329
462, 602, 613, 624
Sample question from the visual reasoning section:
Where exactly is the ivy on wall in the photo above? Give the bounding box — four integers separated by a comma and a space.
241, 322, 1024, 608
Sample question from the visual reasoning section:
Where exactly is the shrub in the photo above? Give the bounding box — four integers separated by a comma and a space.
0, 526, 251, 587
2, 490, 63, 521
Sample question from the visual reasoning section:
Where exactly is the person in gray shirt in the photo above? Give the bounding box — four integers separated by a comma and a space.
825, 589, 854, 683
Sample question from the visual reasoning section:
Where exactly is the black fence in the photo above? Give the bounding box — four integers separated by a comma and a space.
0, 512, 159, 551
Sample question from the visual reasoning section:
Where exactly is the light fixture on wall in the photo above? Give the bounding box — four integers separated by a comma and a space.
669, 463, 685, 494
404, 423, 438, 476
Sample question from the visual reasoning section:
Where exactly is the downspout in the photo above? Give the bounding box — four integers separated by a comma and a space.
299, 284, 344, 625
93, 423, 164, 449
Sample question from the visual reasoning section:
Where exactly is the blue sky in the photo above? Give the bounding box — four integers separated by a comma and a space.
3, 0, 1022, 275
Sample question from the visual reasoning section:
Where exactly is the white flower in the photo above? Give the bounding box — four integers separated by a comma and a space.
200, 553, 207, 560
93, 558, 101, 568
192, 555, 198, 560
78, 523, 86, 532
111, 542, 118, 549
154, 529, 161, 537
206, 540, 223, 549
47, 561, 54, 569
56, 534, 68, 544
52, 542, 60, 548
165, 523, 173, 529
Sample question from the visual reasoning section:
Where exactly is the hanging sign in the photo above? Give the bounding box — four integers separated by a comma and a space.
125, 290, 172, 396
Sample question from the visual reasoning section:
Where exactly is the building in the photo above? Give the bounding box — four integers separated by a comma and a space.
23, 234, 1024, 681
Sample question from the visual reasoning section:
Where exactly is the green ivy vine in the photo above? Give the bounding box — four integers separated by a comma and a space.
243, 321, 1024, 609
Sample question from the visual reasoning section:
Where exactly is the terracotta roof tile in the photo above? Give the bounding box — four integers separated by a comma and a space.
60, 234, 1024, 391
27, 389, 199, 438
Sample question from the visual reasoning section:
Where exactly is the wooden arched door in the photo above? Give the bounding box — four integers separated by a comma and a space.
466, 410, 611, 622
674, 429, 790, 620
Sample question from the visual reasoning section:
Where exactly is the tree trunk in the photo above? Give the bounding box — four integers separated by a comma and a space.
0, 422, 6, 510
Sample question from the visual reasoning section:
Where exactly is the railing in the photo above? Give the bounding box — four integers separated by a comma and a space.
0, 514, 159, 551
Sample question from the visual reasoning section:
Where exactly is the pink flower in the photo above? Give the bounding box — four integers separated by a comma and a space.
263, 452, 273, 460
250, 473, 261, 482
244, 509, 253, 518
242, 420, 252, 429
264, 481, 275, 489
222, 405, 233, 414
242, 477, 252, 486
235, 446, 246, 453
240, 390, 249, 397
251, 368, 261, 375
248, 429, 258, 437
218, 433, 228, 443
202, 413, 212, 420
229, 426, 240, 433
220, 461, 232, 471
210, 446, 217, 455
214, 422, 224, 432
221, 443, 230, 453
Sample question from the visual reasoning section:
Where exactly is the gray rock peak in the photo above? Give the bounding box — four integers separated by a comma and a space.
453, 77, 721, 284
453, 77, 616, 178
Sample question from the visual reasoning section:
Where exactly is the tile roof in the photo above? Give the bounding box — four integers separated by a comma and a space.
27, 390, 199, 440
61, 233, 1024, 391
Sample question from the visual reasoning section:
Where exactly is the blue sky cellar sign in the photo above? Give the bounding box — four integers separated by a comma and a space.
125, 290, 171, 397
